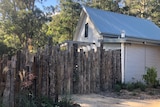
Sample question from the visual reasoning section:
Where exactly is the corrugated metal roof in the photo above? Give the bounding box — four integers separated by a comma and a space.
83, 6, 160, 41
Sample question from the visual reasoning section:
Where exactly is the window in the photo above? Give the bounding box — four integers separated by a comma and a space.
85, 23, 88, 37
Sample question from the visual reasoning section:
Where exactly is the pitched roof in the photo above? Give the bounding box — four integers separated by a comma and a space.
83, 6, 160, 41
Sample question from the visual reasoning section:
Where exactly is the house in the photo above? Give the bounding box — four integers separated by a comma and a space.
73, 6, 160, 83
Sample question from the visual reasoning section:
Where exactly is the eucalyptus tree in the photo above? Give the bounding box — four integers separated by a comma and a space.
126, 0, 160, 26
85, 0, 160, 27
47, 0, 81, 43
0, 0, 48, 50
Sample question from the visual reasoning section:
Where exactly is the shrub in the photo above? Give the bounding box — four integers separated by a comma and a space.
114, 84, 121, 92
134, 81, 146, 91
126, 83, 134, 91
122, 81, 146, 92
116, 82, 134, 91
143, 67, 159, 87
139, 84, 146, 91
0, 42, 16, 58
37, 96, 54, 107
120, 83, 127, 89
16, 92, 37, 107
56, 95, 73, 107
15, 91, 54, 107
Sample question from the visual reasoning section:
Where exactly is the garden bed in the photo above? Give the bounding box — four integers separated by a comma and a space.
100, 87, 160, 100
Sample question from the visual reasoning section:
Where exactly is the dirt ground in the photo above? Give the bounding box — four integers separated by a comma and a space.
73, 94, 160, 107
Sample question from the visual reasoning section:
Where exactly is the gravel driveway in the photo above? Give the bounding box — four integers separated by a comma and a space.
73, 94, 160, 107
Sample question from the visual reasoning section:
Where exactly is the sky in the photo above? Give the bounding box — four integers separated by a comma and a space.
35, 0, 59, 11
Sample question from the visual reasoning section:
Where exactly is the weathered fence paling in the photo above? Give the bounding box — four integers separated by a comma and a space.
0, 43, 121, 106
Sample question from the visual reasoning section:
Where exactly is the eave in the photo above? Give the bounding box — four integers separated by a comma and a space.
99, 37, 160, 46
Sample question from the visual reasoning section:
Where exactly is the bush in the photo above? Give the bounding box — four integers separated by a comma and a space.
15, 92, 37, 107
120, 83, 127, 89
15, 91, 54, 107
143, 67, 159, 87
134, 81, 146, 91
0, 42, 16, 57
15, 90, 80, 107
114, 84, 121, 92
121, 81, 146, 92
56, 95, 73, 107
126, 83, 134, 91
38, 96, 54, 107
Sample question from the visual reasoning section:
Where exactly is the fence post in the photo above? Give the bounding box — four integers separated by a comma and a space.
72, 43, 78, 94
55, 45, 60, 103
117, 50, 121, 82
70, 46, 74, 94
99, 42, 103, 91
3, 55, 16, 107
0, 57, 3, 97
11, 55, 16, 107
2, 62, 10, 107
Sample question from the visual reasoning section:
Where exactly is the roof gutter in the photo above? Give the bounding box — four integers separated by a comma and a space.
99, 37, 160, 46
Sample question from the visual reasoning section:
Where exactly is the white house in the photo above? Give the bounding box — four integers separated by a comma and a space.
73, 6, 160, 83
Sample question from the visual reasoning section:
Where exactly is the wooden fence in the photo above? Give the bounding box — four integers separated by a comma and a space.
0, 42, 121, 107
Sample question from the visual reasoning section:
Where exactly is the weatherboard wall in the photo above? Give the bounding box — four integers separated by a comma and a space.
76, 12, 102, 48
103, 43, 121, 50
124, 44, 160, 83
145, 45, 160, 79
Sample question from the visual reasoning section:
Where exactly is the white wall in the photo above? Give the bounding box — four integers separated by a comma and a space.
124, 44, 160, 83
145, 45, 160, 80
75, 12, 121, 51
103, 43, 121, 50
76, 14, 102, 47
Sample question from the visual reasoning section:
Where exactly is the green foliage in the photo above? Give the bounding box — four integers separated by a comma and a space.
126, 82, 146, 91
15, 91, 54, 107
126, 83, 135, 91
114, 84, 122, 92
15, 90, 77, 107
0, 28, 20, 57
86, 0, 121, 12
134, 81, 146, 91
143, 67, 159, 87
116, 81, 146, 92
0, 42, 16, 57
126, 0, 160, 26
0, 42, 10, 56
85, 0, 160, 27
37, 96, 54, 107
16, 91, 37, 107
0, 0, 49, 49
48, 0, 81, 43
120, 83, 127, 89
56, 95, 73, 107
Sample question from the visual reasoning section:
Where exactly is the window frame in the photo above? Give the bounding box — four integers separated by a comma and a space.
84, 23, 88, 38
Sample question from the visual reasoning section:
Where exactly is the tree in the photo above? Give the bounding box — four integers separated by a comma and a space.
85, 0, 160, 27
0, 0, 48, 50
150, 1, 160, 26
0, 24, 20, 56
125, 0, 160, 26
47, 0, 81, 43
85, 0, 122, 12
